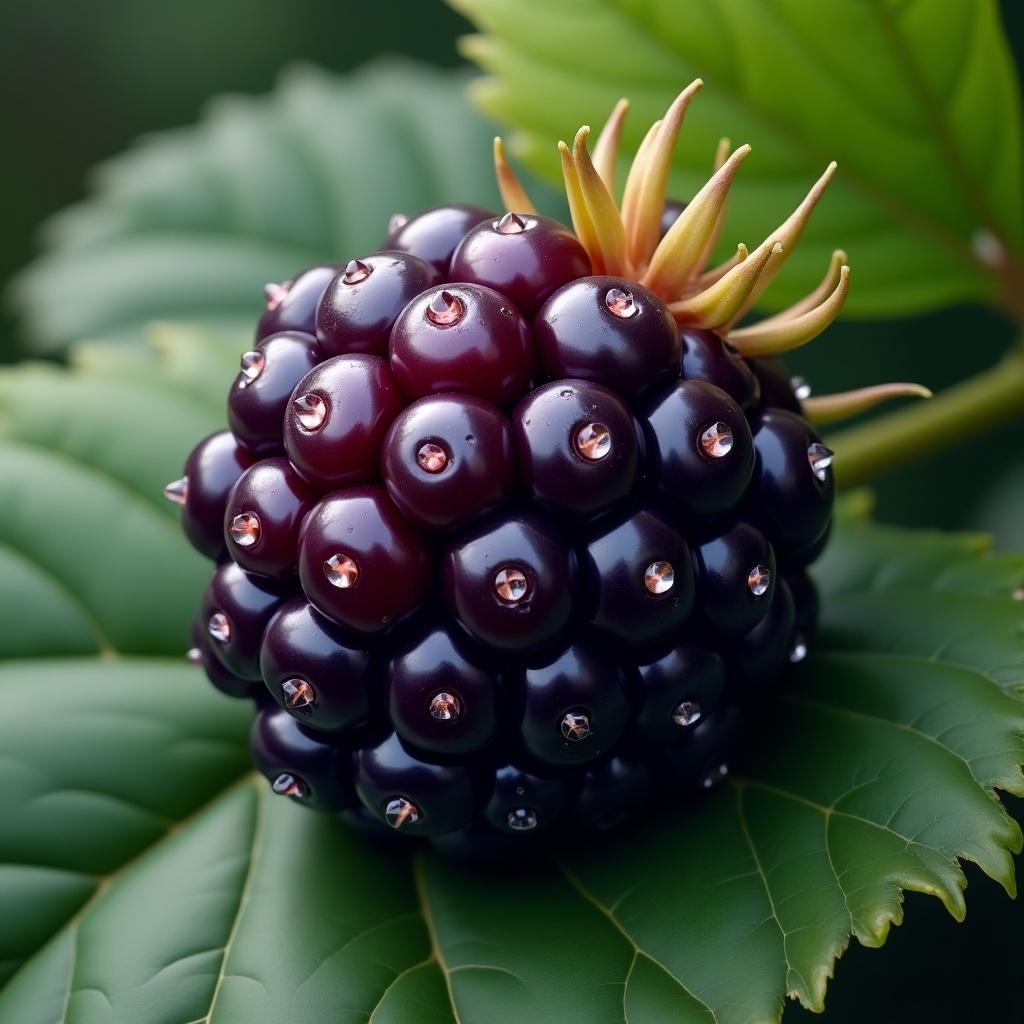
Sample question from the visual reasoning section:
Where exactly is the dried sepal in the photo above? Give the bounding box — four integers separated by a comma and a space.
493, 137, 537, 214
754, 249, 848, 328
628, 80, 703, 269
728, 264, 850, 356
803, 382, 933, 425
592, 98, 629, 194
643, 144, 751, 299
559, 140, 603, 273
670, 241, 782, 330
573, 126, 629, 277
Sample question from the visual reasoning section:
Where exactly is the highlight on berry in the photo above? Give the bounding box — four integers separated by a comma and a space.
167, 82, 930, 856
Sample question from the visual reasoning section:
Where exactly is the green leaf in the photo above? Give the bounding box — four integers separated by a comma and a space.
1, 325, 1022, 1021
8, 61, 505, 354
451, 0, 1024, 317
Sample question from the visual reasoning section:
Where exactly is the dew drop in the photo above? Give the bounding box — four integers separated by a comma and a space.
229, 512, 261, 548
672, 700, 702, 727
747, 563, 771, 598
604, 287, 638, 319
425, 290, 466, 326
207, 612, 230, 643
558, 388, 574, 399
507, 807, 538, 831
163, 476, 188, 506
429, 691, 461, 721
238, 350, 265, 386
789, 634, 809, 663
644, 561, 675, 595
185, 647, 202, 666
324, 553, 359, 589
416, 442, 448, 473
791, 376, 812, 401
807, 442, 834, 482
384, 796, 421, 829
292, 393, 328, 431
574, 422, 611, 461
700, 422, 734, 459
493, 566, 528, 603
282, 678, 316, 715
342, 259, 372, 285
560, 710, 591, 741
495, 211, 527, 235
272, 772, 308, 798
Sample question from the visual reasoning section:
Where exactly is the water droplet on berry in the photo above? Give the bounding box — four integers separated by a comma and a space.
644, 561, 675, 595
807, 442, 834, 482
700, 422, 734, 459
425, 290, 466, 327
238, 350, 265, 387
747, 564, 771, 598
292, 393, 328, 431
789, 634, 809, 663
500, 306, 514, 319
163, 476, 188, 506
574, 422, 612, 461
185, 646, 202, 666
416, 442, 449, 473
507, 807, 538, 831
604, 287, 638, 319
207, 612, 230, 643
429, 691, 461, 721
560, 710, 591, 741
559, 388, 574, 399
791, 376, 812, 401
342, 259, 373, 285
388, 212, 409, 234
264, 281, 289, 310
702, 763, 729, 789
384, 796, 420, 829
229, 512, 261, 548
282, 678, 316, 714
672, 700, 702, 727
495, 211, 527, 235
493, 566, 529, 603
272, 772, 308, 798
324, 554, 359, 589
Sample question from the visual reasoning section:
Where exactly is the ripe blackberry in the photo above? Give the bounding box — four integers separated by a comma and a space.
173, 82, 927, 852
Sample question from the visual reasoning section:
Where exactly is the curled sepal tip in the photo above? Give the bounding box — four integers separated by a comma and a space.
754, 249, 848, 329
804, 382, 933, 425
670, 241, 782, 330
592, 98, 629, 194
727, 264, 851, 356
493, 137, 537, 215
643, 144, 752, 299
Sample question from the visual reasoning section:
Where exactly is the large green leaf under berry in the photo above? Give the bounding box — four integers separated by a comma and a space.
452, 0, 1024, 318
0, 330, 1022, 1023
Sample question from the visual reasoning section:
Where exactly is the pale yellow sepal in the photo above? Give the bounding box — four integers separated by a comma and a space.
573, 126, 630, 277
592, 98, 629, 194
493, 137, 537, 214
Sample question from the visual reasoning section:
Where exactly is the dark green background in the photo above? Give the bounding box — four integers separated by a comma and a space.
1, 2, 1021, 1020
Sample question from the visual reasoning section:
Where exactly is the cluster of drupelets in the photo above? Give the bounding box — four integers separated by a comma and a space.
169, 82, 926, 852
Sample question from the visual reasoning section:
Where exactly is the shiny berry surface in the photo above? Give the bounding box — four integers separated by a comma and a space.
224, 457, 317, 579
570, 757, 653, 831
750, 356, 803, 413
693, 521, 777, 635
381, 394, 516, 532
383, 203, 495, 275
200, 561, 287, 680
298, 487, 431, 634
284, 354, 404, 491
535, 276, 679, 398
519, 642, 631, 766
260, 597, 373, 732
228, 331, 322, 456
679, 327, 760, 410
643, 379, 754, 520
483, 764, 572, 834
449, 213, 591, 315
315, 252, 440, 358
513, 379, 639, 519
658, 706, 740, 793
189, 620, 260, 700
584, 509, 695, 647
178, 431, 254, 560
250, 706, 354, 811
633, 642, 725, 747
388, 623, 500, 755
256, 264, 340, 341
389, 284, 534, 407
354, 732, 484, 836
443, 514, 576, 653
729, 578, 797, 686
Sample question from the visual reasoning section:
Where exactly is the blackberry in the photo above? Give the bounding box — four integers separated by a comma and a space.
172, 82, 928, 852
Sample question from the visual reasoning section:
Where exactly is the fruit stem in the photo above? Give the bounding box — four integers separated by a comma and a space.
829, 346, 1024, 490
